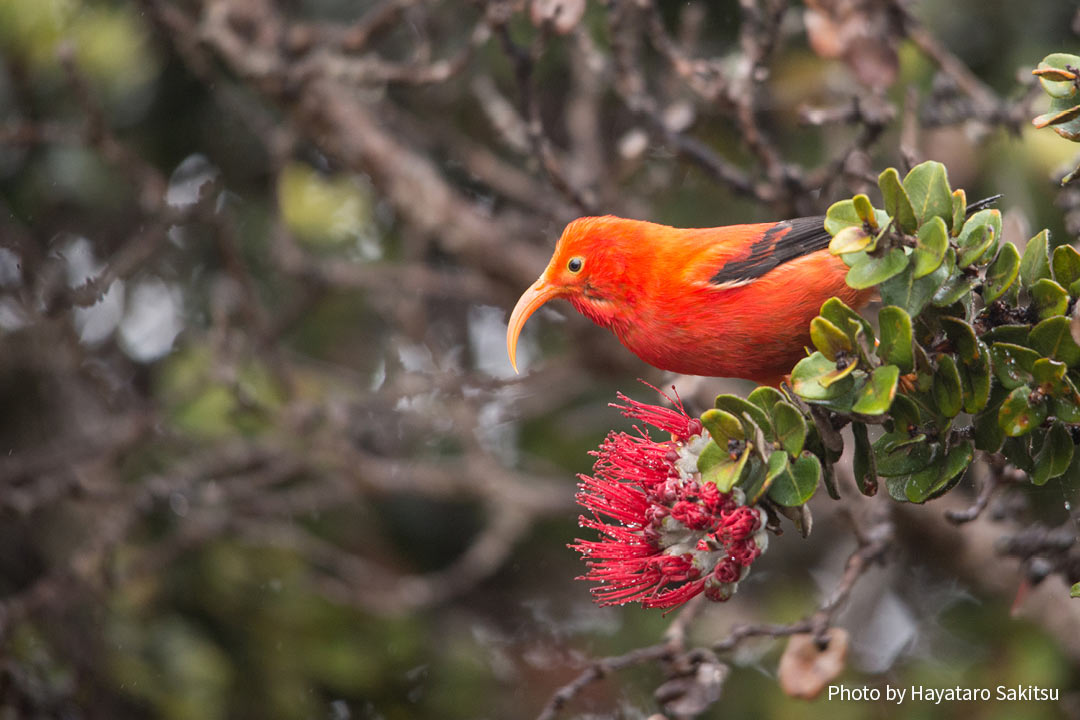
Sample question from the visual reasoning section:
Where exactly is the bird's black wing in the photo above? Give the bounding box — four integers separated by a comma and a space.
709, 216, 829, 286
707, 195, 1002, 287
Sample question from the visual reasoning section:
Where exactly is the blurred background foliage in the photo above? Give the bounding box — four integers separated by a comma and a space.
0, 0, 1079, 718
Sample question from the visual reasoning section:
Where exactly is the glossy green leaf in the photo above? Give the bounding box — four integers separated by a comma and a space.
912, 216, 948, 278
905, 440, 973, 503
715, 394, 772, 436
1031, 278, 1069, 320
877, 306, 914, 372
879, 167, 917, 234
768, 453, 821, 507
991, 342, 1039, 389
1036, 53, 1080, 99
983, 243, 1021, 303
959, 342, 992, 413
951, 189, 966, 235
889, 393, 921, 433
879, 250, 951, 318
772, 401, 807, 457
998, 385, 1048, 437
701, 442, 751, 492
819, 297, 875, 346
748, 386, 785, 414
700, 408, 744, 445
829, 225, 872, 255
933, 354, 963, 418
940, 316, 980, 366
903, 161, 952, 225
1020, 230, 1052, 288
873, 431, 938, 476
851, 421, 877, 496
1030, 316, 1080, 366
810, 316, 853, 360
1031, 423, 1074, 485
1053, 245, 1080, 289
852, 365, 899, 415
846, 248, 909, 289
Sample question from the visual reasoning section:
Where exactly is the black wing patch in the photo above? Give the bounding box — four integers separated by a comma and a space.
709, 216, 829, 286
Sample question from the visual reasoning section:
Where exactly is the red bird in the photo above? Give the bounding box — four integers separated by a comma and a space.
506, 214, 872, 385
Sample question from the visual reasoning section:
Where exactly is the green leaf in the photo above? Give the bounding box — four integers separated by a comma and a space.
913, 216, 949, 278
983, 243, 1021, 303
772, 401, 807, 457
1072, 582, 1080, 599
1031, 357, 1068, 393
1036, 53, 1080, 99
820, 297, 875, 345
905, 440, 973, 503
1053, 245, 1080, 290
932, 354, 963, 418
982, 324, 1029, 346
951, 189, 966, 235
829, 226, 872, 255
1030, 316, 1080, 366
940, 317, 980, 366
973, 407, 1005, 453
991, 342, 1039, 389
956, 224, 994, 268
932, 274, 976, 308
889, 393, 921, 433
791, 352, 855, 401
714, 395, 772, 436
810, 316, 854, 360
903, 161, 952, 226
1053, 393, 1080, 423
1031, 423, 1074, 485
959, 341, 992, 413
846, 249, 909, 289
768, 453, 821, 506
877, 306, 914, 372
1020, 230, 1051, 288
1033, 100, 1080, 135
998, 385, 1048, 437
879, 250, 951, 318
1030, 278, 1069, 320
748, 386, 785, 414
702, 444, 751, 492
826, 199, 889, 236
852, 365, 899, 415
874, 431, 938, 476
700, 408, 744, 444
851, 421, 877, 496
853, 194, 878, 230
879, 167, 918, 234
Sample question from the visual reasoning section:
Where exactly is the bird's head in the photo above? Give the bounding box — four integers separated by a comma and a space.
507, 216, 640, 373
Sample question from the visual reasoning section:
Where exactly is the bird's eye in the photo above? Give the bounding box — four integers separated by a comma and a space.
567, 256, 584, 273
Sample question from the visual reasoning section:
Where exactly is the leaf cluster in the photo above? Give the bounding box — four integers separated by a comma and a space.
1032, 52, 1080, 184
696, 161, 1080, 513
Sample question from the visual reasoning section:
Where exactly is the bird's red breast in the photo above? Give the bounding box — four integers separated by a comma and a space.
507, 215, 873, 384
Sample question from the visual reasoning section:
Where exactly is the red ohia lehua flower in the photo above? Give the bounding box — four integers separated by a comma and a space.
571, 387, 769, 609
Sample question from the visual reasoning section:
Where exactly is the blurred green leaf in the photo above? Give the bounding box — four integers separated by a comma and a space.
874, 431, 938, 476
851, 421, 877, 496
974, 407, 1005, 452
1053, 245, 1080, 289
959, 342, 992, 413
1035, 53, 1080, 98
951, 189, 966, 235
903, 161, 952, 225
1072, 582, 1080, 598
905, 440, 973, 503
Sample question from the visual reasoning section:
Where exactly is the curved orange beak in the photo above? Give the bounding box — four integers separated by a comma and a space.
507, 276, 561, 373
